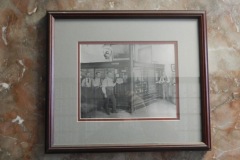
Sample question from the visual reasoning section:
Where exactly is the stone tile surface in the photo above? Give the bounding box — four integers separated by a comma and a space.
0, 0, 240, 159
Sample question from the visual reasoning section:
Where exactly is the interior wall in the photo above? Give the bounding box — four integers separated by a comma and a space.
133, 44, 175, 78
152, 44, 175, 77
81, 44, 130, 63
0, 0, 240, 159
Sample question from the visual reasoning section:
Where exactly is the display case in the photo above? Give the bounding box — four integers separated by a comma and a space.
132, 62, 164, 109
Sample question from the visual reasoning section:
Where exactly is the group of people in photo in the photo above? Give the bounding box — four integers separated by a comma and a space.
81, 69, 174, 118
81, 71, 118, 116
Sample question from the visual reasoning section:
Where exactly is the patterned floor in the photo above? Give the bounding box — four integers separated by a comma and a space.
88, 99, 177, 119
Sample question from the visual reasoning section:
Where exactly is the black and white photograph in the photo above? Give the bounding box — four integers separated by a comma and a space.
79, 42, 179, 120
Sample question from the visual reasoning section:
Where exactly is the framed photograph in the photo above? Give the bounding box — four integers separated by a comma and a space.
47, 11, 211, 152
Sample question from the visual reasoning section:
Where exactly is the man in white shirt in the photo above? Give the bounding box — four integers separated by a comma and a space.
81, 72, 93, 105
102, 72, 117, 114
81, 72, 92, 87
93, 72, 101, 87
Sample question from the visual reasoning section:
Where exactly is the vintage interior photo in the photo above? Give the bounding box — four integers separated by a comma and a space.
78, 42, 179, 120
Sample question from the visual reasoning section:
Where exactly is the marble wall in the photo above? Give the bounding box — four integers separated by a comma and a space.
0, 0, 240, 159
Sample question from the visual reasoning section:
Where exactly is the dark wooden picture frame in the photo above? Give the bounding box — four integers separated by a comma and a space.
46, 10, 211, 153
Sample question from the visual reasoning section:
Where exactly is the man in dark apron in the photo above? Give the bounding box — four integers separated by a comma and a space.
93, 72, 104, 110
102, 72, 117, 114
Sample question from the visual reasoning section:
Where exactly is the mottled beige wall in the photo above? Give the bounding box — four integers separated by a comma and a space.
0, 0, 240, 160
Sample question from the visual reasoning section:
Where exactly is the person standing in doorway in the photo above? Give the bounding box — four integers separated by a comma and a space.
102, 72, 117, 114
158, 71, 170, 100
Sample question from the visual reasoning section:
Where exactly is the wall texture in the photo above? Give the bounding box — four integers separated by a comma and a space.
0, 0, 240, 159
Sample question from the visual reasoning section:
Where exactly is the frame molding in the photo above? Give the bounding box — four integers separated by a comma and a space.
46, 10, 211, 153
